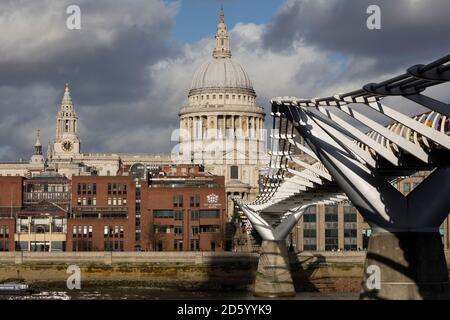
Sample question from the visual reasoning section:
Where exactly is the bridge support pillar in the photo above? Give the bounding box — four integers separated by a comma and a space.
360, 231, 450, 300
254, 240, 296, 297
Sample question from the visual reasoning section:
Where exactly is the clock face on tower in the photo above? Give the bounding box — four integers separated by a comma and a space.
62, 140, 74, 152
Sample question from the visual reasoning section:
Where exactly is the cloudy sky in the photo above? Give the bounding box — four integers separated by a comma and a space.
0, 0, 449, 160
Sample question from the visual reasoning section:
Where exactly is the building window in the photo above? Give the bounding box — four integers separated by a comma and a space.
344, 205, 357, 222
230, 165, 238, 179
190, 194, 200, 207
403, 182, 411, 194
174, 226, 183, 236
72, 225, 93, 251
174, 211, 183, 221
154, 210, 174, 219
303, 206, 317, 251
191, 211, 199, 220
103, 225, 124, 251
325, 205, 338, 221
192, 226, 199, 236
0, 226, 10, 252
325, 229, 339, 251
174, 240, 183, 251
173, 194, 183, 207
325, 205, 339, 251
190, 240, 199, 251
199, 210, 220, 219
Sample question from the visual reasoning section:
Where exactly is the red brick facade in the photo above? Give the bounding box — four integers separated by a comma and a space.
140, 168, 226, 252
0, 166, 226, 252
0, 176, 23, 208
0, 177, 22, 252
0, 219, 14, 251
67, 176, 136, 251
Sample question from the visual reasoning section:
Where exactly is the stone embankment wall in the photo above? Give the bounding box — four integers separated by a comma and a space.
0, 251, 448, 292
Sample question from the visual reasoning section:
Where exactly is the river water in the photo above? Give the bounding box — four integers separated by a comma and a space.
2, 284, 358, 300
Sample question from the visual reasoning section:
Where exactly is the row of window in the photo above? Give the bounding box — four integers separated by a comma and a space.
172, 194, 201, 207
0, 226, 10, 238
72, 225, 93, 238
154, 210, 220, 220
104, 226, 125, 238
107, 183, 127, 195
76, 196, 128, 206
303, 210, 357, 223
154, 225, 221, 234
71, 239, 124, 251
107, 197, 127, 206
162, 239, 216, 251
77, 197, 97, 206
191, 94, 255, 103
77, 183, 97, 195
26, 184, 69, 193
72, 225, 125, 238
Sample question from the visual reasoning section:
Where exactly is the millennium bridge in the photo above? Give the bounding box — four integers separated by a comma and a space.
233, 54, 450, 300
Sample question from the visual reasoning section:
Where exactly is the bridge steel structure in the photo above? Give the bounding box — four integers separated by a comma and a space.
233, 54, 450, 299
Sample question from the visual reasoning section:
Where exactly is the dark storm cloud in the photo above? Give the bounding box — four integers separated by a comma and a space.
262, 0, 450, 72
0, 0, 181, 160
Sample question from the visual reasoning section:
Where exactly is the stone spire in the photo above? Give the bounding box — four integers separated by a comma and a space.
62, 83, 72, 105
30, 129, 44, 164
34, 129, 42, 155
56, 82, 78, 140
213, 7, 231, 58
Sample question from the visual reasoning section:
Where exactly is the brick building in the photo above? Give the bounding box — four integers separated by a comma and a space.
0, 177, 23, 252
0, 166, 227, 252
67, 176, 136, 251
140, 165, 227, 252
14, 174, 71, 252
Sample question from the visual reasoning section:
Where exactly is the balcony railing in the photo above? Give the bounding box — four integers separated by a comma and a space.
71, 206, 128, 219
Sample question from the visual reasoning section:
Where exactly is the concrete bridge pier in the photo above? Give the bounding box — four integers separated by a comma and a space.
360, 230, 450, 300
253, 240, 295, 297
237, 203, 310, 297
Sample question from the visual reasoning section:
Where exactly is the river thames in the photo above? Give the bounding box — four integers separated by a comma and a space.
1, 283, 358, 300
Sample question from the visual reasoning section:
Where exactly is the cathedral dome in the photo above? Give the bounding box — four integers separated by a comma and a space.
189, 58, 254, 94
188, 8, 255, 97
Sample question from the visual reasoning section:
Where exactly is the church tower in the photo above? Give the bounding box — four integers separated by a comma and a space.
29, 129, 45, 165
52, 83, 81, 159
